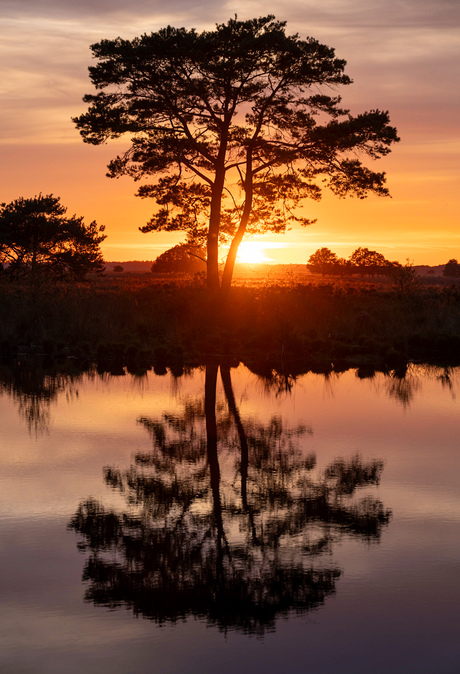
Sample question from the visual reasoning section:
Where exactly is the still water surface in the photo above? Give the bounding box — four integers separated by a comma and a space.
1, 363, 459, 673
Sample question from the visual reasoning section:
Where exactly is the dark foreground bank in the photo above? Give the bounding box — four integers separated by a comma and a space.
1, 277, 460, 373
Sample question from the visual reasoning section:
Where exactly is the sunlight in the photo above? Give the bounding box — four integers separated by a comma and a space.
236, 241, 274, 264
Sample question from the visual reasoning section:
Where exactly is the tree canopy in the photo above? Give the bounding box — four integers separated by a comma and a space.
307, 246, 397, 277
443, 259, 460, 278
151, 243, 206, 274
350, 246, 391, 276
74, 15, 399, 293
307, 247, 339, 276
0, 194, 106, 280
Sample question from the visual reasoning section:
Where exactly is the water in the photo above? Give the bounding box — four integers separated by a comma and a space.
1, 362, 459, 673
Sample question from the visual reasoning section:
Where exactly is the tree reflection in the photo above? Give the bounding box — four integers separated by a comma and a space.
0, 359, 85, 434
437, 366, 458, 400
385, 365, 421, 409
70, 363, 391, 635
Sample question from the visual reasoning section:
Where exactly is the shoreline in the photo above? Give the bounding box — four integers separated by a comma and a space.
1, 276, 460, 375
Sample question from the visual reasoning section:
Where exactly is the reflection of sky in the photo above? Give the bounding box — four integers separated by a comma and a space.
1, 364, 460, 672
1, 364, 459, 513
1, 1, 459, 263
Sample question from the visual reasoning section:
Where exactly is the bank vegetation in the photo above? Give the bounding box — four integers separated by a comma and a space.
1, 274, 460, 375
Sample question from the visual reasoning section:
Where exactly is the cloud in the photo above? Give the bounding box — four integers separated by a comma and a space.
4, 0, 459, 30
1, 0, 220, 26
224, 0, 460, 30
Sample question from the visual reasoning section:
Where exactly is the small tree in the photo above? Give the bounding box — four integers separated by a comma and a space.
387, 259, 420, 296
443, 259, 460, 278
151, 244, 206, 275
113, 264, 124, 273
307, 248, 338, 276
0, 194, 106, 281
349, 247, 390, 277
74, 16, 399, 295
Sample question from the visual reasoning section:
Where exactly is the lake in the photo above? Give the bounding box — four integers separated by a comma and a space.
1, 361, 459, 674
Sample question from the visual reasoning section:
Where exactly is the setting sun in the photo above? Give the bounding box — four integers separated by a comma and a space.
235, 241, 275, 264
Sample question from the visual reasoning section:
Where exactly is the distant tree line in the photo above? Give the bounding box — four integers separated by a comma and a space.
149, 244, 458, 284
307, 248, 460, 280
307, 247, 400, 277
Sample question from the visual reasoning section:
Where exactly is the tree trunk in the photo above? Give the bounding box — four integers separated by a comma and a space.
205, 363, 226, 563
220, 224, 247, 296
207, 130, 229, 293
220, 366, 249, 510
220, 151, 253, 297
207, 226, 220, 292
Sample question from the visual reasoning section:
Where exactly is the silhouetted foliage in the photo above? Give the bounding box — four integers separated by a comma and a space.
349, 247, 392, 277
307, 246, 394, 277
112, 265, 124, 273
69, 364, 391, 634
387, 259, 420, 295
443, 259, 460, 278
307, 248, 339, 276
74, 16, 399, 293
151, 244, 206, 274
0, 194, 106, 281
334, 258, 355, 277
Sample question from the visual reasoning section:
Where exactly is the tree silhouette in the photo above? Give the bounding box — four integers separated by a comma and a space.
443, 259, 460, 278
150, 244, 206, 275
349, 247, 391, 277
74, 16, 399, 294
0, 194, 106, 281
69, 364, 391, 634
307, 248, 339, 276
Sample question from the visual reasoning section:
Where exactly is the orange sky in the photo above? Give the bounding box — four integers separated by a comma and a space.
1, 1, 459, 265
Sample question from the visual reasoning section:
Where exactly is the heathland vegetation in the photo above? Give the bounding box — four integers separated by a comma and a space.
1, 270, 460, 378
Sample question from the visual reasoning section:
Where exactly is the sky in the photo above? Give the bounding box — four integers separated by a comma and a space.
1, 0, 459, 264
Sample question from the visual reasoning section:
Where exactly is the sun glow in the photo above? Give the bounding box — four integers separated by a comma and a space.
235, 241, 274, 264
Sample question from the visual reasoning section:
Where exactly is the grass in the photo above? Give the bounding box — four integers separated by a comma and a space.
1, 274, 460, 374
